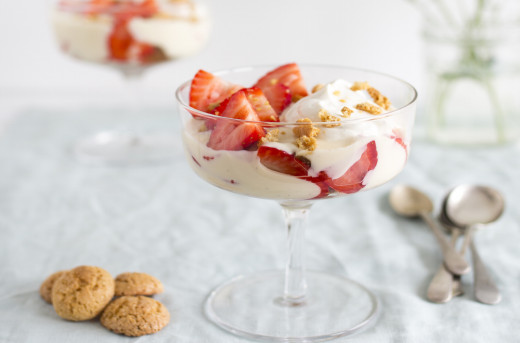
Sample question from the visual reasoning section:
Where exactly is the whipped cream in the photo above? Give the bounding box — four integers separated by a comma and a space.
281, 80, 383, 123
182, 79, 412, 201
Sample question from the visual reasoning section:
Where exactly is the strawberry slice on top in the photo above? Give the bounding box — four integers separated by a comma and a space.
189, 70, 242, 113
242, 87, 279, 122
326, 141, 378, 194
207, 90, 265, 151
254, 63, 308, 113
260, 83, 291, 115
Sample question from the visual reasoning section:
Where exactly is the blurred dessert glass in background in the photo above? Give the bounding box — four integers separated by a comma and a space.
50, 0, 211, 164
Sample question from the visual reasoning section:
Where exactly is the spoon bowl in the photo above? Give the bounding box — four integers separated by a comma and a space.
444, 185, 504, 228
389, 185, 433, 217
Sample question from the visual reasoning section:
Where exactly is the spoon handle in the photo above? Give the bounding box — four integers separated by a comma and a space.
420, 211, 470, 275
427, 228, 461, 303
470, 232, 502, 305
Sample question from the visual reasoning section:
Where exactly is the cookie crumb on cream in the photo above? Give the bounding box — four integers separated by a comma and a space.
367, 87, 391, 110
355, 102, 383, 115
350, 81, 370, 91
312, 83, 325, 93
318, 109, 341, 127
259, 129, 280, 146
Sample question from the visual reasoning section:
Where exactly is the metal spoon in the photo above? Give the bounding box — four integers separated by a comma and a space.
443, 184, 504, 305
426, 225, 462, 303
427, 209, 472, 303
389, 185, 470, 275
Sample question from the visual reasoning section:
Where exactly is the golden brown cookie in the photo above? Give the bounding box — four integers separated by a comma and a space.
52, 265, 115, 321
114, 272, 164, 297
39, 270, 68, 304
100, 296, 170, 337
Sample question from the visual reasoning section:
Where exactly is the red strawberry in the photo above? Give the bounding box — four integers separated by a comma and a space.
260, 83, 291, 115
108, 18, 134, 61
242, 87, 279, 122
326, 141, 378, 194
254, 63, 308, 110
302, 171, 331, 199
257, 146, 310, 177
390, 129, 407, 153
207, 91, 265, 150
189, 70, 242, 113
208, 123, 265, 151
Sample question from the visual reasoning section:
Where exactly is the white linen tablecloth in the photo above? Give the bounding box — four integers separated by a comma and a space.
0, 107, 519, 343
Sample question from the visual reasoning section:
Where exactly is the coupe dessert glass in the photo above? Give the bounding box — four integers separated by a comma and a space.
50, 0, 210, 164
176, 65, 417, 341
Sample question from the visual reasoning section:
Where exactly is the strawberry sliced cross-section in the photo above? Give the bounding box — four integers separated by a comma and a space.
242, 87, 279, 122
189, 70, 242, 113
257, 146, 310, 177
302, 171, 331, 199
254, 63, 308, 112
260, 83, 291, 115
207, 90, 265, 151
326, 141, 378, 194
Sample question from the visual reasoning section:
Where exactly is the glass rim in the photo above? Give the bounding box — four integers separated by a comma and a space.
175, 63, 418, 126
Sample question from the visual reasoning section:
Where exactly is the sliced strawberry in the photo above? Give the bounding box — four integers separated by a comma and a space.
302, 171, 331, 199
212, 90, 259, 120
254, 63, 308, 108
257, 146, 310, 177
108, 18, 133, 61
207, 91, 265, 150
390, 129, 407, 153
326, 141, 378, 194
261, 83, 291, 115
208, 123, 265, 151
189, 70, 242, 113
243, 87, 279, 122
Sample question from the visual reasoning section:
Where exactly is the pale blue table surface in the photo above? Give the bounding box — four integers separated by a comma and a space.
0, 107, 519, 343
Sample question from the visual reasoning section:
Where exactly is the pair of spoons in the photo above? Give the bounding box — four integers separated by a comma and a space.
389, 184, 504, 304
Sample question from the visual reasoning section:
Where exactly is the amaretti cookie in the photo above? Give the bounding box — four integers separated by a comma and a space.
114, 272, 164, 297
52, 265, 115, 321
39, 270, 68, 304
100, 296, 170, 336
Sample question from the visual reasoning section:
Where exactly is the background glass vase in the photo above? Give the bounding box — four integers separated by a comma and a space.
423, 18, 520, 145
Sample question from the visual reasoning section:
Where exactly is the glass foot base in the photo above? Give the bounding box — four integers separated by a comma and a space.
204, 270, 379, 342
75, 131, 179, 165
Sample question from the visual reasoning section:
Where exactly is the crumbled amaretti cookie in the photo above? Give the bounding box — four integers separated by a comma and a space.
259, 129, 280, 146
318, 109, 341, 127
356, 102, 383, 115
293, 118, 319, 151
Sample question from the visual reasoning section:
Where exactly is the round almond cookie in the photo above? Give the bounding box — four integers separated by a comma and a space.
39, 270, 68, 304
52, 265, 115, 321
114, 272, 164, 297
100, 296, 170, 337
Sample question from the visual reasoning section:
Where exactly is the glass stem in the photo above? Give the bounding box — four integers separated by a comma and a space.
280, 201, 312, 306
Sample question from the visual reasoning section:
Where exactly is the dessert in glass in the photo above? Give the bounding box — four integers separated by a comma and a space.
176, 63, 417, 341
51, 0, 210, 163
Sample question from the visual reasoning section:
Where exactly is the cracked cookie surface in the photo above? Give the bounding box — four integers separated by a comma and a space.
114, 272, 164, 297
100, 296, 170, 337
40, 270, 68, 304
52, 265, 115, 321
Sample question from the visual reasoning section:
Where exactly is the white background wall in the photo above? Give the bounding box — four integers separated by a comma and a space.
0, 0, 423, 109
